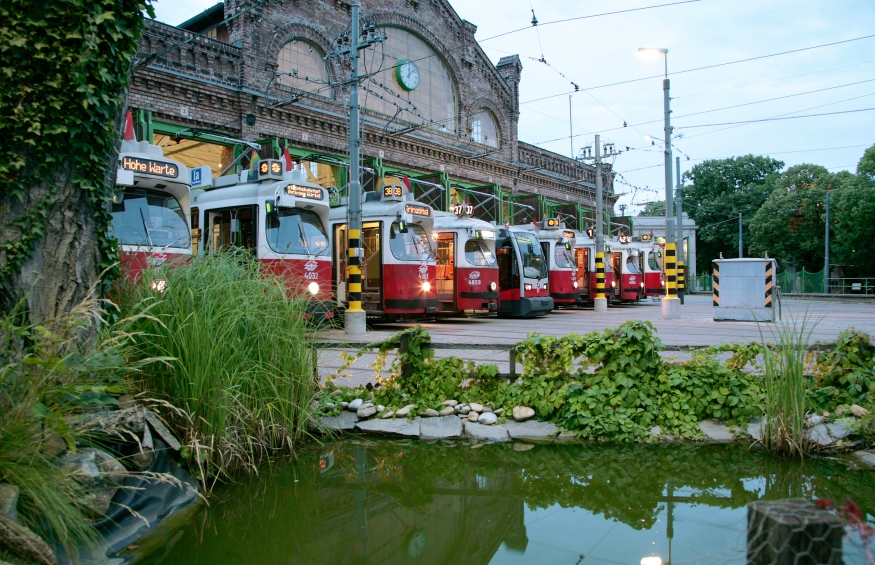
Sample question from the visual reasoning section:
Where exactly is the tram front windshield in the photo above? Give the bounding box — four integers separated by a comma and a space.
626, 255, 642, 273
266, 208, 329, 255
390, 222, 434, 261
110, 188, 190, 249
649, 250, 662, 271
465, 240, 496, 266
513, 233, 548, 279
554, 245, 574, 269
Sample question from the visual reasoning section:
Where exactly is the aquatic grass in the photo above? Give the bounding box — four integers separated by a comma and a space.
116, 251, 320, 488
758, 310, 819, 457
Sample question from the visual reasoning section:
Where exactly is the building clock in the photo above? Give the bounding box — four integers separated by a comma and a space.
395, 59, 420, 91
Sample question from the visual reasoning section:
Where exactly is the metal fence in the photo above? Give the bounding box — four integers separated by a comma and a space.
693, 268, 875, 295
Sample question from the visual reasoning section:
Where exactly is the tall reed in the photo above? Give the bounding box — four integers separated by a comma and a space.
759, 311, 818, 457
116, 251, 319, 487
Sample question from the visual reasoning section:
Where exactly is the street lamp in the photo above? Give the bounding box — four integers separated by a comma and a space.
637, 46, 680, 319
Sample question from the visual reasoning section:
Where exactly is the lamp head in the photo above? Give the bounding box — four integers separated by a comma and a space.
637, 47, 668, 60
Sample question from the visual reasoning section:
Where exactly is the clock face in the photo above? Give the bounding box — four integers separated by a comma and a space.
395, 59, 420, 91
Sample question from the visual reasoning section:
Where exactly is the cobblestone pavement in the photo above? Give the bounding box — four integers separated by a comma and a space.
318, 294, 875, 387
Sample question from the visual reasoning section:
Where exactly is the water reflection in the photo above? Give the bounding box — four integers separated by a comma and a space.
134, 440, 875, 565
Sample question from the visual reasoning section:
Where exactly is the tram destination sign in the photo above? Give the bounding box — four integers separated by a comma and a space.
121, 156, 178, 179
405, 204, 431, 216
285, 184, 324, 200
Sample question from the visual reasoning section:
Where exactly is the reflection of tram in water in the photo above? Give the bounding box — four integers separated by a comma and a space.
111, 139, 192, 281
513, 219, 578, 309
191, 160, 334, 318
329, 183, 438, 320
432, 206, 499, 315
495, 226, 554, 317
609, 237, 645, 303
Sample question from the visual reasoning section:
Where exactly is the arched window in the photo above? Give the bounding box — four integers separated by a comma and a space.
471, 109, 499, 148
366, 27, 456, 133
277, 39, 329, 96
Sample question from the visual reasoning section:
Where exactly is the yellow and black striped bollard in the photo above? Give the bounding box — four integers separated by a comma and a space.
677, 260, 685, 304
712, 263, 720, 307
347, 229, 364, 313
595, 251, 606, 300
765, 261, 773, 308
664, 243, 677, 299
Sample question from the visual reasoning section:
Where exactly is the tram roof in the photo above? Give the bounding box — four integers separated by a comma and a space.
432, 212, 496, 230
192, 176, 328, 206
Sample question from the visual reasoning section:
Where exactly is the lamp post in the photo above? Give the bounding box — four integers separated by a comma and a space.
638, 47, 680, 319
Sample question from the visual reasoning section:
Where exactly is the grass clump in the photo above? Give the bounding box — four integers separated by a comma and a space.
0, 295, 143, 560
116, 251, 320, 488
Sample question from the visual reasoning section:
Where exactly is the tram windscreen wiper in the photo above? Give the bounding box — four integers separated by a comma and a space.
139, 207, 154, 248
298, 223, 312, 257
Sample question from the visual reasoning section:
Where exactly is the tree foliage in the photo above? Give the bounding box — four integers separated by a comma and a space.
638, 200, 666, 217
681, 155, 784, 274
0, 0, 153, 319
858, 144, 875, 181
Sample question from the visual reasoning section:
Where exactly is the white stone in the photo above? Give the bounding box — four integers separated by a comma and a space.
853, 450, 875, 469
377, 405, 385, 412
512, 406, 535, 422
421, 416, 464, 439
851, 404, 870, 418
395, 404, 415, 417
513, 442, 535, 452
503, 420, 559, 441
347, 398, 363, 411
439, 406, 455, 417
481, 406, 493, 414
381, 410, 395, 419
420, 409, 439, 417
442, 400, 459, 407
341, 401, 349, 408
467, 412, 479, 422
478, 412, 498, 425
808, 421, 853, 446
469, 403, 484, 413
806, 414, 824, 427
357, 403, 377, 419
458, 406, 471, 415
494, 408, 503, 415
698, 420, 734, 443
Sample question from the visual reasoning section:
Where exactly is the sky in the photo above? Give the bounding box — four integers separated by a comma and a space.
151, 0, 875, 213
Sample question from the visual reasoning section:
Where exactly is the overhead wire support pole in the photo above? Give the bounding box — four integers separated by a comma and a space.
739, 213, 743, 258
824, 191, 830, 294
676, 156, 685, 304
580, 136, 618, 313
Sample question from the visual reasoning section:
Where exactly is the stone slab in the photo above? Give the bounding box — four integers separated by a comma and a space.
420, 416, 463, 439
320, 411, 359, 431
502, 420, 559, 441
463, 422, 509, 443
853, 450, 875, 469
143, 408, 181, 451
747, 420, 763, 441
699, 420, 735, 443
808, 421, 853, 447
0, 484, 20, 522
355, 417, 421, 437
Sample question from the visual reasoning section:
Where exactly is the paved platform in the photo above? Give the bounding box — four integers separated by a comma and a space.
317, 294, 875, 387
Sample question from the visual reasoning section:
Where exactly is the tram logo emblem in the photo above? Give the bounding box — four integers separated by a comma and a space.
418, 265, 428, 274
304, 261, 318, 271
469, 271, 481, 280
629, 276, 636, 284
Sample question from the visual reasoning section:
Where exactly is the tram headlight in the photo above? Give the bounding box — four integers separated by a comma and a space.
422, 281, 431, 292
611, 280, 617, 289
150, 279, 167, 293
524, 283, 533, 291
489, 281, 497, 292
640, 282, 645, 289
308, 282, 319, 295
573, 280, 579, 289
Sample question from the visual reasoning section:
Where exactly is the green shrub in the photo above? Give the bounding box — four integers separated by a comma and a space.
115, 251, 319, 487
811, 330, 875, 411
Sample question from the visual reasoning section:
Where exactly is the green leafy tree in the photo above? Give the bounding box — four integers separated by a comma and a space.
638, 200, 666, 217
748, 164, 830, 270
858, 144, 875, 180
831, 172, 875, 275
0, 0, 152, 325
682, 155, 784, 274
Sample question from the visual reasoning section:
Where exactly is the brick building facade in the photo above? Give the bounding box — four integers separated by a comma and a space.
129, 0, 616, 228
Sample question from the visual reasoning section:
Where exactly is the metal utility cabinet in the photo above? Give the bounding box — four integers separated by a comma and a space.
712, 258, 778, 322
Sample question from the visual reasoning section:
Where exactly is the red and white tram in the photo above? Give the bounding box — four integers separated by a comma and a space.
639, 240, 665, 298
329, 184, 438, 320
191, 162, 334, 318
571, 230, 616, 305
609, 237, 645, 302
514, 219, 578, 308
432, 208, 500, 315
495, 226, 554, 317
111, 139, 191, 282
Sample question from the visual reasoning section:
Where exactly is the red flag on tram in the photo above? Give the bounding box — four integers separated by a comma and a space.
123, 109, 136, 142
282, 147, 294, 171
402, 175, 411, 191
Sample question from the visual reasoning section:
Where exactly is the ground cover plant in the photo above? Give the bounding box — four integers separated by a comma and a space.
325, 321, 874, 450
115, 252, 320, 488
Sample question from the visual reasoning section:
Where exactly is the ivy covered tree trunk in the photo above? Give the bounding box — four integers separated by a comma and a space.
0, 0, 152, 326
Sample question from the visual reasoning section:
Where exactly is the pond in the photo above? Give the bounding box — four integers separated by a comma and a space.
131, 440, 875, 565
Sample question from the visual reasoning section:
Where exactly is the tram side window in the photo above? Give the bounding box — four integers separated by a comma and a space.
540, 242, 551, 269
554, 244, 574, 269
110, 188, 191, 249
265, 208, 329, 255
389, 222, 433, 261
207, 206, 257, 252
649, 250, 663, 271
464, 240, 495, 266
611, 252, 622, 274
625, 255, 642, 273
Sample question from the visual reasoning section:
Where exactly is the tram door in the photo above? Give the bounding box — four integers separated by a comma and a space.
611, 252, 622, 275
575, 248, 589, 292
435, 232, 455, 305
496, 246, 517, 291
205, 206, 257, 252
333, 222, 382, 310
